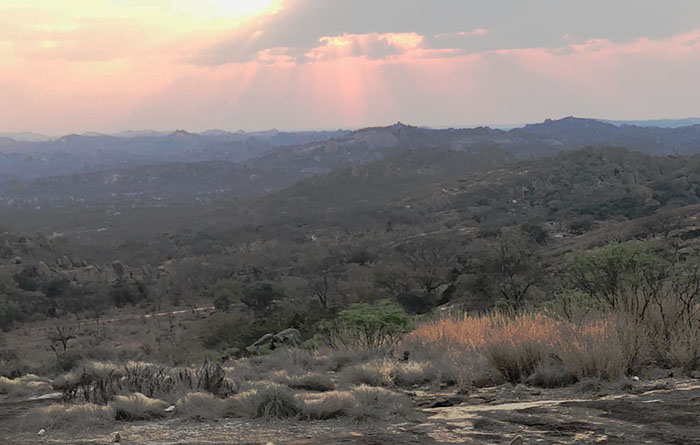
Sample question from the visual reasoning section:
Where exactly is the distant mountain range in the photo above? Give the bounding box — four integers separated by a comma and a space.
3, 116, 700, 142
3, 117, 700, 214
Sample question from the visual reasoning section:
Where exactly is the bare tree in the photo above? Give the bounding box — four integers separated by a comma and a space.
48, 326, 76, 358
305, 256, 345, 310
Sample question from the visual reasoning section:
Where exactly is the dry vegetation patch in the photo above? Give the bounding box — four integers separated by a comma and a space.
0, 374, 52, 398
339, 360, 395, 387
403, 312, 648, 388
283, 372, 335, 392
346, 385, 416, 422
112, 392, 170, 421
20, 403, 115, 434
176, 392, 224, 421
237, 383, 303, 420
301, 390, 355, 420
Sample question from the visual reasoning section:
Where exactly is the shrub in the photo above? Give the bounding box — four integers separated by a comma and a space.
317, 300, 412, 351
112, 393, 169, 421
176, 392, 224, 421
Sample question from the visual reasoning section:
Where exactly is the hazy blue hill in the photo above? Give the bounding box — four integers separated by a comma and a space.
514, 117, 700, 155
603, 118, 700, 128
0, 132, 54, 142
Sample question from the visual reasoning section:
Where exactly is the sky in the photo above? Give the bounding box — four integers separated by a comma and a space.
1, 0, 700, 134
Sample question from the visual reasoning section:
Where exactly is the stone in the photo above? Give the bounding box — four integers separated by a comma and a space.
429, 398, 456, 408
249, 328, 301, 349
36, 261, 51, 276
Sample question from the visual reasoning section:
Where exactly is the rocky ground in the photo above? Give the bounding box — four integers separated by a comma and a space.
2, 376, 699, 444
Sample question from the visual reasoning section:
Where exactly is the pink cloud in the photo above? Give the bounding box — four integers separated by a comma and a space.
3, 28, 700, 133
253, 47, 297, 67
434, 29, 489, 39
304, 32, 424, 60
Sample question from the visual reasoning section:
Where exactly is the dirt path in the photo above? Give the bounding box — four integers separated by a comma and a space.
30, 306, 215, 331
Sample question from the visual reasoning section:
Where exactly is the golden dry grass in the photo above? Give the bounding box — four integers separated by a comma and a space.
403, 312, 642, 386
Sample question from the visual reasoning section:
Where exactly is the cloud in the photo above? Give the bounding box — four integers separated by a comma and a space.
434, 29, 489, 39
3, 0, 700, 133
304, 32, 424, 60
95, 29, 700, 134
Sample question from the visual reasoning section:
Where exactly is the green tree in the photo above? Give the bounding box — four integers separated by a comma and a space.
566, 241, 664, 310
317, 300, 411, 351
0, 296, 21, 331
242, 282, 285, 315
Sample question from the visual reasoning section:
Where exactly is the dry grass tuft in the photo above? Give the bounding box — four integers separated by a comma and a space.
557, 316, 638, 380
316, 349, 378, 372
112, 392, 169, 421
346, 385, 415, 422
221, 395, 246, 418
390, 361, 437, 387
176, 392, 224, 421
284, 372, 335, 392
237, 384, 302, 419
301, 391, 355, 420
19, 403, 115, 433
300, 386, 416, 422
666, 322, 700, 372
257, 348, 320, 374
339, 360, 394, 387
0, 374, 52, 398
53, 361, 123, 390
526, 361, 577, 388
